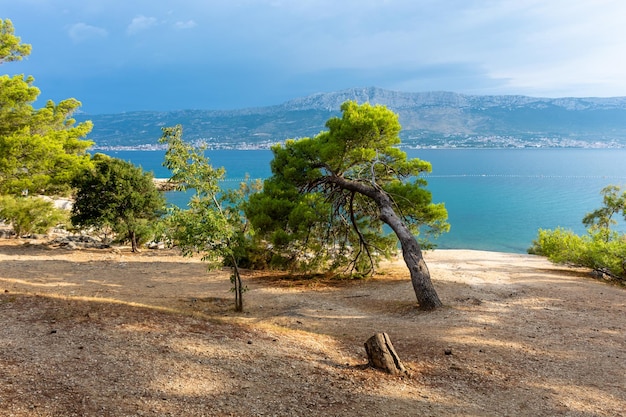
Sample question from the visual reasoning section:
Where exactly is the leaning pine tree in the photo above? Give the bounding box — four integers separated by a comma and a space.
245, 101, 449, 310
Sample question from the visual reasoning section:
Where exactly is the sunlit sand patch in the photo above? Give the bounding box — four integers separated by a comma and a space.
0, 277, 78, 287
530, 382, 625, 415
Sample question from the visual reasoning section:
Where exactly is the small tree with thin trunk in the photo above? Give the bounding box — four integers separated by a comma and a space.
246, 101, 449, 310
160, 125, 259, 312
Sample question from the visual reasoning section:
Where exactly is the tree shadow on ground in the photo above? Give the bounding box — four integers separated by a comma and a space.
2, 292, 501, 417
1, 245, 625, 416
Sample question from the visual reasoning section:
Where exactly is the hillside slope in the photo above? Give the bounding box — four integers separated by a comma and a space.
77, 87, 626, 149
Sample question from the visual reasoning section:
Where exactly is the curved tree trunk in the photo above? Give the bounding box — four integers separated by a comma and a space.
379, 202, 442, 310
328, 176, 443, 310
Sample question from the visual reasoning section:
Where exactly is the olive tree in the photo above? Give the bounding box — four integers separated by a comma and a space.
71, 154, 165, 252
246, 101, 449, 310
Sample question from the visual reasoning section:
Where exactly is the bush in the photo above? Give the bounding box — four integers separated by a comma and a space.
529, 185, 626, 282
0, 195, 68, 237
528, 228, 587, 263
585, 233, 626, 279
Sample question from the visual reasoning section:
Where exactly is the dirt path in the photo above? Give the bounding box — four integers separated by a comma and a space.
1, 240, 624, 416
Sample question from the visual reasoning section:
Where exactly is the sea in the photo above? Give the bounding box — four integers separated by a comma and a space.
101, 148, 626, 254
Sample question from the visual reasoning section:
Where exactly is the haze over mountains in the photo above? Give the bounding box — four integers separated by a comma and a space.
79, 87, 626, 150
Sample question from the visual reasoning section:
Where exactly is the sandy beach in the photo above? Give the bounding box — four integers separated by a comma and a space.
1, 239, 624, 416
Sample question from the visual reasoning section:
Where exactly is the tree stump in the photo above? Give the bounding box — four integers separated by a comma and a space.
364, 333, 406, 375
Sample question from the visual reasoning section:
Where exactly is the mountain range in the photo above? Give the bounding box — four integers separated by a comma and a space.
77, 87, 626, 150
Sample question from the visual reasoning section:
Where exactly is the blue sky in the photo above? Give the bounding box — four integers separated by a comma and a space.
2, 0, 626, 114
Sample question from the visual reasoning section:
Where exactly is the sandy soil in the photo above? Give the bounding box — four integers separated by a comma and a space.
0, 238, 624, 416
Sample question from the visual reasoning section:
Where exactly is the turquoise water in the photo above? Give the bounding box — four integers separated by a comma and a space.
103, 148, 626, 253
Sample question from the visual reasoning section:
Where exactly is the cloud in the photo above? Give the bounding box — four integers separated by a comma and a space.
174, 20, 197, 30
67, 23, 108, 43
12, 0, 626, 110
463, 0, 626, 97
127, 15, 158, 35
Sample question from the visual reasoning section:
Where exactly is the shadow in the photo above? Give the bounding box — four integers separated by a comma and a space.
1, 243, 625, 415
0, 245, 231, 311
1, 292, 490, 416
236, 260, 626, 416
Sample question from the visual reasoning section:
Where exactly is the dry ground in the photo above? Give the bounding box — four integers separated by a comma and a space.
0, 239, 624, 416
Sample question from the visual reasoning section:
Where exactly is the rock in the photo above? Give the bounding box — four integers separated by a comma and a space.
0, 229, 15, 239
147, 241, 165, 250
47, 235, 111, 250
64, 241, 78, 250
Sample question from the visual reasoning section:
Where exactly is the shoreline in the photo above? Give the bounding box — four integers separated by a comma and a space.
0, 237, 543, 267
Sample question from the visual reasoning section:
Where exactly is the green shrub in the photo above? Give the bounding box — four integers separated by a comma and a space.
585, 232, 626, 279
529, 185, 626, 282
0, 195, 68, 237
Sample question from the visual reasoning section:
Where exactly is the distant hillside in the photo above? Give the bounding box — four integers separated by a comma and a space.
77, 87, 626, 150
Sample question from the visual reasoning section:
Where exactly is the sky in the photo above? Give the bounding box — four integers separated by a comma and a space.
2, 0, 626, 114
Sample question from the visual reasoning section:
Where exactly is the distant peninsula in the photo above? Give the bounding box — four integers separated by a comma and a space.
77, 87, 626, 150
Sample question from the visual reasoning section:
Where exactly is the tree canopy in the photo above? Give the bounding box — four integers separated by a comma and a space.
582, 185, 626, 238
0, 18, 93, 196
71, 154, 166, 252
246, 101, 449, 309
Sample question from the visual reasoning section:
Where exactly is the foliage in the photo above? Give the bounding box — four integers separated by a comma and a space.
529, 185, 626, 281
245, 101, 449, 277
582, 185, 626, 240
244, 176, 336, 271
160, 125, 261, 312
0, 18, 93, 196
0, 19, 31, 64
70, 154, 166, 252
529, 228, 588, 264
0, 195, 68, 237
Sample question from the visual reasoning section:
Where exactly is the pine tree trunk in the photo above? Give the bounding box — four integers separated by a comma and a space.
379, 199, 443, 310
328, 175, 443, 310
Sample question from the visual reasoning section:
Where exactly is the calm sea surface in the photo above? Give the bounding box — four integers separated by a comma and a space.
103, 148, 626, 254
